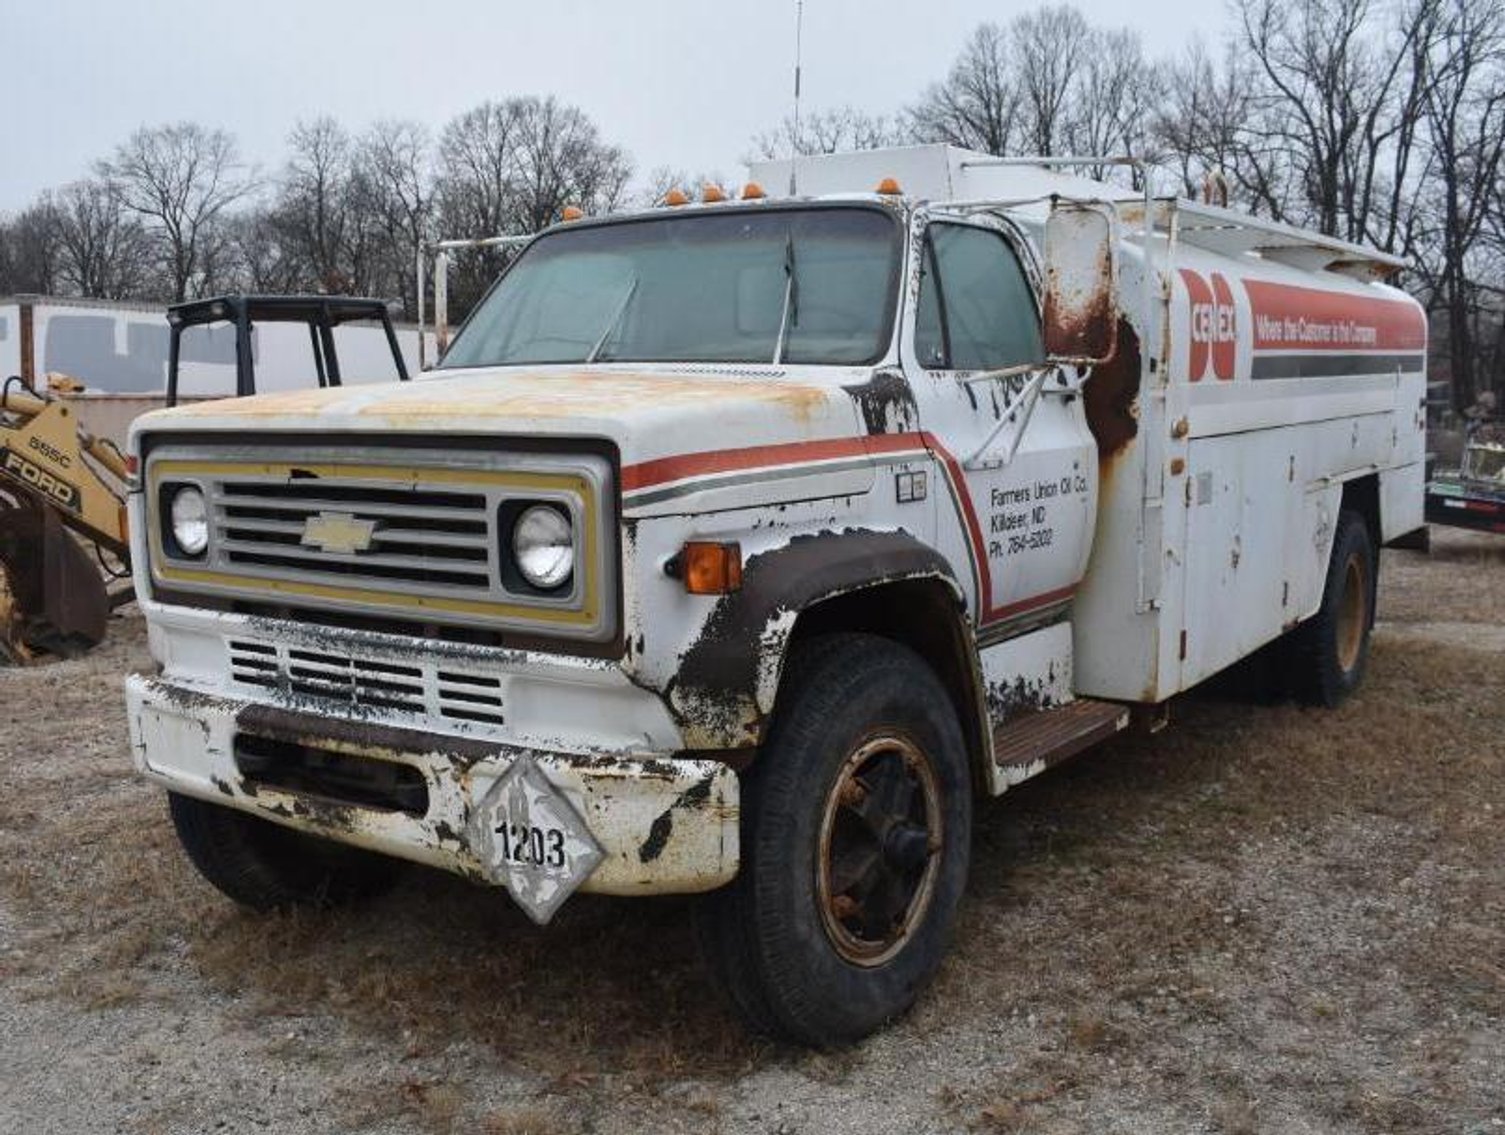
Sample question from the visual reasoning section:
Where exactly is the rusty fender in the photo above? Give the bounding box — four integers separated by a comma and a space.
125, 674, 740, 895
667, 528, 963, 751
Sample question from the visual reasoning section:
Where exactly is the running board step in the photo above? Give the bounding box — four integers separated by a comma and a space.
993, 698, 1131, 787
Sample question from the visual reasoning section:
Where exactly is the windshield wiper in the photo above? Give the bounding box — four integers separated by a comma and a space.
773, 228, 799, 364
588, 276, 640, 363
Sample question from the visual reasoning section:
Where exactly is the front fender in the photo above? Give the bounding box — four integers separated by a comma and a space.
668, 528, 963, 749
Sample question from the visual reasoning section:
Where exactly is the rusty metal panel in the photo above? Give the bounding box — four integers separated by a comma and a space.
126, 671, 740, 905
1042, 204, 1119, 365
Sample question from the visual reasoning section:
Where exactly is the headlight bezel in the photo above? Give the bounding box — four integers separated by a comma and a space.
499, 497, 581, 597
160, 481, 209, 559
508, 501, 576, 593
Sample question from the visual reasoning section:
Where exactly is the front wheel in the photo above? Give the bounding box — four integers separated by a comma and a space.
169, 792, 402, 911
695, 634, 972, 1046
1292, 509, 1376, 707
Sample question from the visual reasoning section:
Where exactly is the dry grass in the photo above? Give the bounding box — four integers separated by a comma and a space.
479, 1108, 566, 1135
1, 529, 1502, 1132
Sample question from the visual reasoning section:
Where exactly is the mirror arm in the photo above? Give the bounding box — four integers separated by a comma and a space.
957, 361, 1039, 385
963, 367, 1049, 470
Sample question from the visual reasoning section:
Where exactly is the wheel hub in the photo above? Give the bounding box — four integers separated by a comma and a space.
816, 733, 943, 967
1335, 551, 1369, 674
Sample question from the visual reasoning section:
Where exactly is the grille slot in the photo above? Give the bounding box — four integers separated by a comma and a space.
229, 641, 506, 728
437, 670, 506, 725
212, 474, 496, 591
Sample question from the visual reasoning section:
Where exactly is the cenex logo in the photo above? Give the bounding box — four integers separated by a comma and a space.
1179, 269, 1237, 381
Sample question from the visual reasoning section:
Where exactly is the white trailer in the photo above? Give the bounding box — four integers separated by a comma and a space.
0, 294, 430, 446
122, 145, 1426, 1045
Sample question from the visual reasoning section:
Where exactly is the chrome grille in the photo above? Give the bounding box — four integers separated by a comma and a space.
229, 640, 506, 726
213, 479, 494, 589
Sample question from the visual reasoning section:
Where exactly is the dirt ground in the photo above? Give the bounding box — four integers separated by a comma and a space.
1, 528, 1502, 1135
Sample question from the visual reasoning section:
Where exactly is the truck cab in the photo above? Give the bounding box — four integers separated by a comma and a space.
125, 145, 1427, 1045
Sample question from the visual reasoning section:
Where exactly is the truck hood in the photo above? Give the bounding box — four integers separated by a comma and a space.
132, 364, 906, 514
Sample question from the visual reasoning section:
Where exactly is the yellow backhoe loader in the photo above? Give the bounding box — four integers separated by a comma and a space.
0, 375, 132, 662
1, 293, 411, 662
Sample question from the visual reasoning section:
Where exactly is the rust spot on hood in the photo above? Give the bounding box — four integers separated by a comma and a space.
161, 368, 835, 425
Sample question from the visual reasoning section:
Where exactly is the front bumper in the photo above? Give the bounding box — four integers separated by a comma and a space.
126, 674, 740, 913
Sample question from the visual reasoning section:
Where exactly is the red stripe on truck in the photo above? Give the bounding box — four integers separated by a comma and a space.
621, 432, 924, 493
1244, 279, 1426, 354
624, 431, 1075, 629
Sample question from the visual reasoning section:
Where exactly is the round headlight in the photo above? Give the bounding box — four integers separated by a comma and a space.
512, 504, 574, 590
169, 486, 208, 556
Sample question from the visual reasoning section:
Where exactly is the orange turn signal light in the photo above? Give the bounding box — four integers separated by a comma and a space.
672, 541, 743, 595
875, 176, 903, 195
741, 181, 766, 200
560, 205, 584, 222
664, 188, 690, 207
702, 183, 727, 203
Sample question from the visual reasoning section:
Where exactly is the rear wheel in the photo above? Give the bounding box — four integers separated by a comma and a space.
168, 792, 402, 911
1292, 510, 1376, 707
695, 634, 971, 1046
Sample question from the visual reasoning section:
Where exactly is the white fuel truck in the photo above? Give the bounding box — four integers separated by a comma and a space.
124, 146, 1427, 1044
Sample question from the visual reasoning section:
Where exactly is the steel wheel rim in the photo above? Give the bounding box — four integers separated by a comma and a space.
815, 732, 943, 968
1336, 552, 1368, 674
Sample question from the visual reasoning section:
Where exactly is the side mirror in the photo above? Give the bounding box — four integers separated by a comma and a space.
1042, 201, 1119, 365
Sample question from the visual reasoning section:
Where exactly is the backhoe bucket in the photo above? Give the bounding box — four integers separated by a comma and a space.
0, 499, 109, 663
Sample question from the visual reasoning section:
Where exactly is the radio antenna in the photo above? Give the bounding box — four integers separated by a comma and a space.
789, 0, 804, 194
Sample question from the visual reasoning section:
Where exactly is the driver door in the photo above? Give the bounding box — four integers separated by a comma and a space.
902, 213, 1098, 639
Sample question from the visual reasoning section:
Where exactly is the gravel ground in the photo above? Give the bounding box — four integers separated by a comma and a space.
1, 528, 1502, 1135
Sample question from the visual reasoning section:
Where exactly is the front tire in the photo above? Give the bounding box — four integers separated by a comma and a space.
169, 792, 402, 911
696, 634, 972, 1046
1292, 509, 1376, 707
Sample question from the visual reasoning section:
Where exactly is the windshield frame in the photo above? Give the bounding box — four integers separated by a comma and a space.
436, 200, 907, 372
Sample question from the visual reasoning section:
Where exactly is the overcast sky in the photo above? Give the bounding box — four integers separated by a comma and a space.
5, 0, 1226, 212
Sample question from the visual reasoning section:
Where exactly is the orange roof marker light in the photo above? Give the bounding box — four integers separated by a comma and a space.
560, 205, 584, 222
741, 181, 767, 200
702, 183, 728, 203
875, 177, 903, 196
663, 188, 690, 207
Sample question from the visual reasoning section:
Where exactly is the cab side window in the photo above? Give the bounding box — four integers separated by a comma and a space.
914, 223, 1042, 371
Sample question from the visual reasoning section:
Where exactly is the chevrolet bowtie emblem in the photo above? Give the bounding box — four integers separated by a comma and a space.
300, 511, 378, 555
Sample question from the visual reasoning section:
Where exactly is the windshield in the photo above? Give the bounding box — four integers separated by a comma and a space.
439, 206, 900, 369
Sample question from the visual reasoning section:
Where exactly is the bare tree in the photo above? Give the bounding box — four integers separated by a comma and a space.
51, 178, 151, 299
907, 22, 1019, 154
355, 120, 434, 314
1415, 0, 1505, 407
0, 200, 62, 296
225, 209, 303, 295
1065, 28, 1166, 181
275, 117, 365, 293
436, 97, 630, 317
1237, 0, 1431, 241
752, 106, 902, 159
510, 96, 631, 232
1154, 41, 1297, 217
100, 122, 253, 301
1013, 5, 1091, 154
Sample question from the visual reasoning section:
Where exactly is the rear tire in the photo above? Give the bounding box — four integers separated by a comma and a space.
695, 634, 972, 1046
1292, 510, 1376, 707
168, 792, 402, 911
